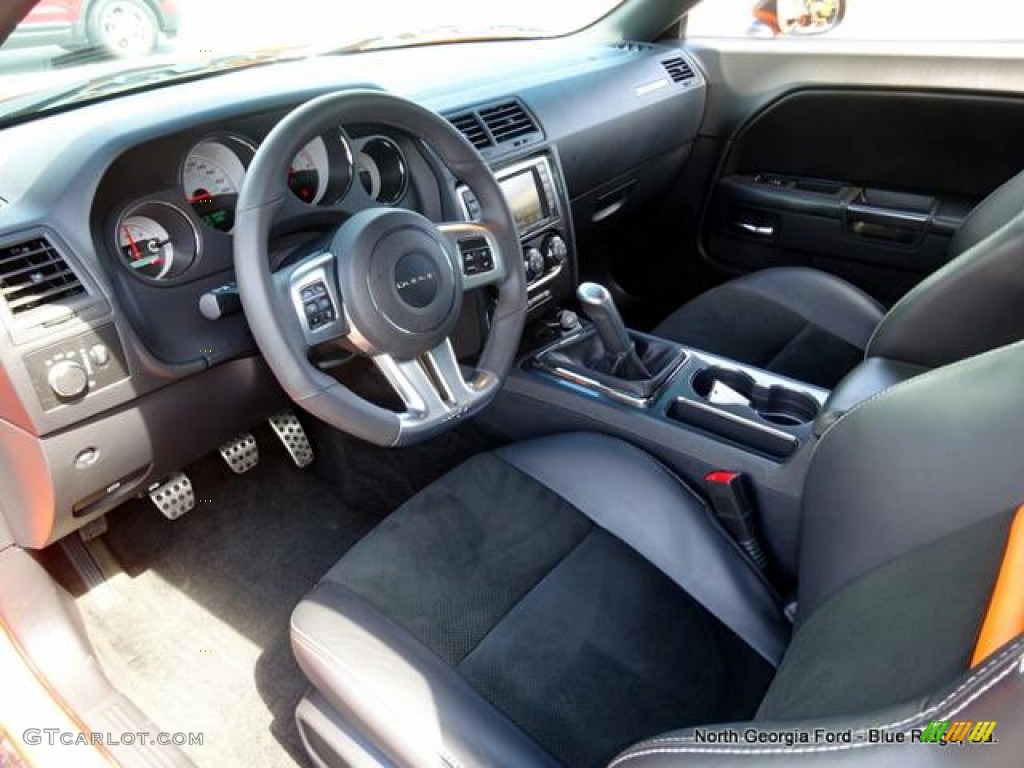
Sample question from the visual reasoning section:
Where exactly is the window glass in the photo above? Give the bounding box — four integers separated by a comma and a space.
687, 0, 1024, 42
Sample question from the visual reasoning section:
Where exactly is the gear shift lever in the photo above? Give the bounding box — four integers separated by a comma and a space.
577, 282, 634, 361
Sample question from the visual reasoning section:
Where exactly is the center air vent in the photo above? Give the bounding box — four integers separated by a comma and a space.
0, 236, 85, 316
450, 112, 493, 151
661, 56, 696, 84
479, 100, 539, 144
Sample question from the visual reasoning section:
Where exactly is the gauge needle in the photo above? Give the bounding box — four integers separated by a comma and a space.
122, 225, 141, 260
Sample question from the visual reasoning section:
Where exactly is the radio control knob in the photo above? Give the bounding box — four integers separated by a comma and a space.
544, 234, 568, 268
524, 248, 546, 281
48, 360, 89, 400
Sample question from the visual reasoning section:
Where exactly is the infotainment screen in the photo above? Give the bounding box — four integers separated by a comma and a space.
499, 169, 546, 232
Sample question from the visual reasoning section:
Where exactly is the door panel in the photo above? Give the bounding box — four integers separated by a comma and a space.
670, 43, 1024, 308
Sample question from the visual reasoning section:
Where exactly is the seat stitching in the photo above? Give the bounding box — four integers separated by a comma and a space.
291, 617, 465, 768
609, 640, 1023, 764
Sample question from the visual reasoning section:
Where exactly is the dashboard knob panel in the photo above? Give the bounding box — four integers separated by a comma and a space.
48, 360, 89, 400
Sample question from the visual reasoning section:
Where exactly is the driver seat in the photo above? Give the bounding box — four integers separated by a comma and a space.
290, 342, 1024, 767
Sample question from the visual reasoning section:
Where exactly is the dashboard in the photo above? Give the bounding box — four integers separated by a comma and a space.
0, 37, 706, 548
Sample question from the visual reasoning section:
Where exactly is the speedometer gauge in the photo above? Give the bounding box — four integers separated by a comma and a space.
183, 136, 254, 232
288, 130, 354, 206
289, 138, 329, 204
115, 202, 199, 283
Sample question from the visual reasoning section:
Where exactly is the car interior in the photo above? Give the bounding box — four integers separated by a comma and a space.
1, 0, 1023, 766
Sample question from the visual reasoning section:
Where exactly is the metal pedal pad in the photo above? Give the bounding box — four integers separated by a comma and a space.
220, 433, 259, 474
268, 410, 314, 468
149, 473, 195, 520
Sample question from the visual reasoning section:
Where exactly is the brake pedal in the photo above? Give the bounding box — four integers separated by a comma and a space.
149, 473, 195, 520
269, 410, 314, 468
219, 433, 259, 474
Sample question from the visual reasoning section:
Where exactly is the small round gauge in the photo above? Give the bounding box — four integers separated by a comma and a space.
288, 130, 354, 206
116, 202, 199, 282
183, 136, 254, 232
357, 137, 407, 205
289, 137, 330, 205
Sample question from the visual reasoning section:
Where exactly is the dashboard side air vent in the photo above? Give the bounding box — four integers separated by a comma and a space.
449, 112, 494, 150
0, 236, 86, 316
612, 41, 653, 53
661, 56, 696, 84
479, 100, 540, 145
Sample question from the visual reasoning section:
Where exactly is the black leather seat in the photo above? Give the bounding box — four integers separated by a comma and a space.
290, 342, 1024, 768
654, 169, 1024, 389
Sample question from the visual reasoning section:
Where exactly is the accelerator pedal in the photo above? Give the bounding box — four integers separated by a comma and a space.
219, 433, 259, 474
269, 410, 315, 468
148, 473, 195, 520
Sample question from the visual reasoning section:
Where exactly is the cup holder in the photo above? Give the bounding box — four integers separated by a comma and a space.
692, 366, 820, 427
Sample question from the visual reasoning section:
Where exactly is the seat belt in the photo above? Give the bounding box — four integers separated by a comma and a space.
971, 505, 1024, 667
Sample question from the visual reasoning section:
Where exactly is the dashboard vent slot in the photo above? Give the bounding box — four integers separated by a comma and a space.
661, 56, 696, 83
449, 112, 493, 150
612, 41, 652, 53
0, 237, 85, 315
479, 100, 539, 144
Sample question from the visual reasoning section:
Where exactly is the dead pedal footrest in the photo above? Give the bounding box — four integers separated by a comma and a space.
220, 433, 259, 474
149, 473, 195, 520
269, 410, 314, 468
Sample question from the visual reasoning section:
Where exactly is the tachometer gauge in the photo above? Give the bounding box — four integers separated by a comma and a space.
115, 202, 199, 282
183, 136, 254, 232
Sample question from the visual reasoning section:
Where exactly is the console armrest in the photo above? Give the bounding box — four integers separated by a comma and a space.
815, 357, 929, 436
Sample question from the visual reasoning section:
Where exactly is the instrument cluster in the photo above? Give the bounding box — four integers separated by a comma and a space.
113, 128, 411, 283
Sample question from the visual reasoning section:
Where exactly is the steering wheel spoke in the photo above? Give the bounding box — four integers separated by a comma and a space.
438, 222, 506, 291
281, 251, 350, 349
373, 338, 499, 438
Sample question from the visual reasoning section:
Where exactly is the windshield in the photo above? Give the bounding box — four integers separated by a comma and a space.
0, 0, 624, 118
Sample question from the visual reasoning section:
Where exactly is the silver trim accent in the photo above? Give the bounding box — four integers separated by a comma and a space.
437, 222, 507, 291
532, 330, 689, 409
457, 154, 561, 238
736, 222, 775, 237
670, 397, 800, 447
288, 252, 347, 347
847, 203, 931, 225
373, 338, 498, 439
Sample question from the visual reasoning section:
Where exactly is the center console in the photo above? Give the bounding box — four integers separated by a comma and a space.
458, 152, 576, 312
481, 282, 831, 583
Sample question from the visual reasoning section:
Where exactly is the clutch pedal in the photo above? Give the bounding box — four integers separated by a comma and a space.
219, 433, 259, 474
269, 410, 314, 468
149, 473, 195, 520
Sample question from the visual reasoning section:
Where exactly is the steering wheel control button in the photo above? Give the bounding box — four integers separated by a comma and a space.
458, 238, 495, 277
300, 281, 336, 331
394, 251, 441, 308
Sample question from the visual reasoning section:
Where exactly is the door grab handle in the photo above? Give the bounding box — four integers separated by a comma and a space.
736, 222, 775, 237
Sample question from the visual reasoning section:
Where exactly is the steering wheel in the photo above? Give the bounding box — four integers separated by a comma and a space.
234, 90, 527, 447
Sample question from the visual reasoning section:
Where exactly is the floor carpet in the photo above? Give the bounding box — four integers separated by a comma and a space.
58, 417, 496, 768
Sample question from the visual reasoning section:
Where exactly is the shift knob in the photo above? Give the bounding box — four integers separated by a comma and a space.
577, 282, 634, 359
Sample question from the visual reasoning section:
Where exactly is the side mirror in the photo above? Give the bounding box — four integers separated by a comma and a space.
750, 0, 846, 38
